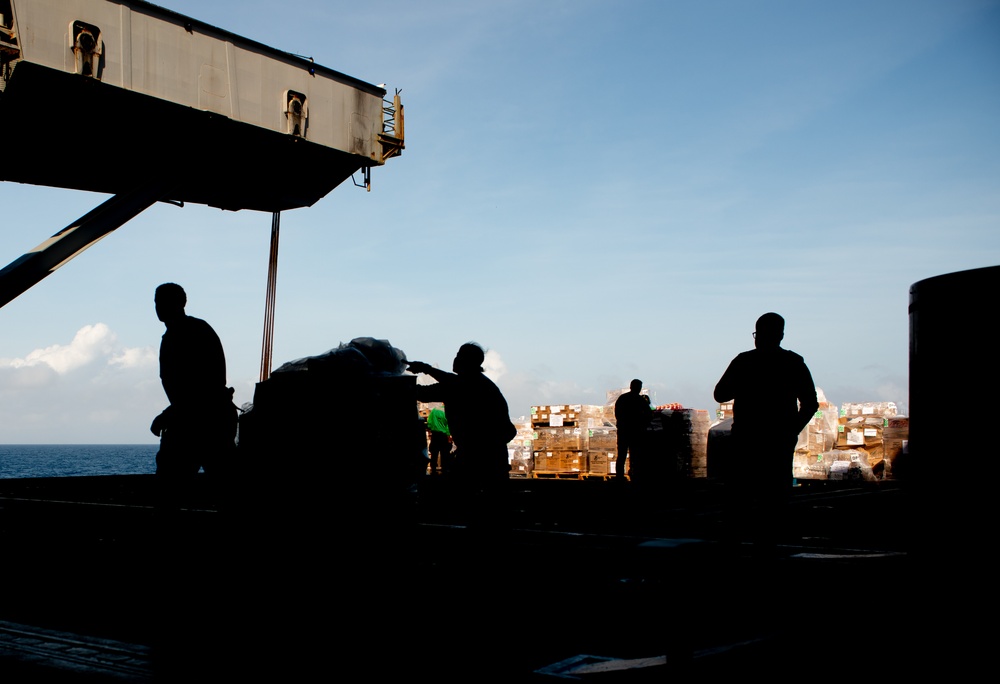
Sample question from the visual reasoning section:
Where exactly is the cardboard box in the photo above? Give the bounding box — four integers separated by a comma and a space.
533, 451, 560, 472
792, 451, 831, 480
532, 450, 587, 473
533, 427, 587, 451
587, 426, 617, 450
576, 404, 608, 428
797, 400, 838, 456
562, 450, 587, 472
588, 451, 612, 475
716, 401, 734, 420
841, 402, 899, 419
531, 404, 605, 428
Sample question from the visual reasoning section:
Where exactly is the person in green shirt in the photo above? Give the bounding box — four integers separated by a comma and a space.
426, 405, 453, 475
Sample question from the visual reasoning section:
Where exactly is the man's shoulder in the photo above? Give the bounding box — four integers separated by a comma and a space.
471, 371, 499, 388
181, 315, 220, 336
725, 349, 755, 367
780, 348, 807, 364
455, 371, 498, 395
186, 314, 213, 328
743, 347, 805, 363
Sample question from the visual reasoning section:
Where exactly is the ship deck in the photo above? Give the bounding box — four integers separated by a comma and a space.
0, 474, 921, 681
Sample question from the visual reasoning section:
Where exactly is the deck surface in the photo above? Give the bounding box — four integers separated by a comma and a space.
0, 474, 923, 681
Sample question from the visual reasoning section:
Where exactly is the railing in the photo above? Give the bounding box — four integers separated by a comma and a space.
379, 89, 405, 163
0, 14, 19, 92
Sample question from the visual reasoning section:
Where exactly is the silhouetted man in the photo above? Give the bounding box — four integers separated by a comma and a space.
426, 405, 453, 475
408, 343, 516, 527
614, 379, 651, 480
714, 312, 818, 551
150, 283, 237, 501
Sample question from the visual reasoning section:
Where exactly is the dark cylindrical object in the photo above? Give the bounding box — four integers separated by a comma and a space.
909, 265, 1000, 485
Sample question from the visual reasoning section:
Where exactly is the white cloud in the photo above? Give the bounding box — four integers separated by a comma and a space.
0, 362, 58, 390
0, 324, 165, 443
7, 323, 116, 374
482, 349, 507, 382
110, 346, 158, 370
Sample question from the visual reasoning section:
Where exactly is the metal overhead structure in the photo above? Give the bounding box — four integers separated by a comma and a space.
0, 179, 177, 309
0, 0, 403, 367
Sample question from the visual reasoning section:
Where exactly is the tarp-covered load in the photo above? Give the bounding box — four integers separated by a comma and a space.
234, 337, 422, 525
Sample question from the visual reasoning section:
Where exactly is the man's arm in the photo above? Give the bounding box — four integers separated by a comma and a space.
408, 361, 454, 403
714, 356, 740, 403
407, 361, 452, 383
793, 360, 820, 434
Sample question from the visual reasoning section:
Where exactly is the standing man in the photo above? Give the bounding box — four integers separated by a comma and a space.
614, 379, 651, 481
150, 283, 237, 502
426, 405, 453, 475
408, 343, 517, 528
714, 312, 818, 551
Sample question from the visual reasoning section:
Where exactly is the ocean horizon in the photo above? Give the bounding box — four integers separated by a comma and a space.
0, 444, 159, 479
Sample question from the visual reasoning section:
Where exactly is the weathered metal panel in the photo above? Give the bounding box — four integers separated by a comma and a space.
1, 0, 399, 211
9, 0, 383, 158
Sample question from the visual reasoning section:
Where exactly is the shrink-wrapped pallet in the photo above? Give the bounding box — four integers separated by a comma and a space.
836, 401, 899, 477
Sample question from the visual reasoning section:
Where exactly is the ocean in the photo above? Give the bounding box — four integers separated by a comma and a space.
0, 444, 159, 479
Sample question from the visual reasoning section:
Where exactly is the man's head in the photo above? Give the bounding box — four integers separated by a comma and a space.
453, 342, 485, 374
630, 379, 643, 392
154, 283, 187, 325
754, 312, 785, 349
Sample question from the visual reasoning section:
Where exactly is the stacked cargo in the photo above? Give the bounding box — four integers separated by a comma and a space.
688, 410, 711, 478
531, 424, 589, 477
644, 408, 711, 480
716, 401, 734, 421
712, 390, 904, 482
587, 425, 618, 477
881, 416, 909, 479
528, 405, 613, 477
530, 404, 605, 428
791, 390, 840, 481
508, 419, 537, 477
839, 402, 897, 452
790, 400, 902, 481
831, 402, 899, 480
520, 396, 721, 481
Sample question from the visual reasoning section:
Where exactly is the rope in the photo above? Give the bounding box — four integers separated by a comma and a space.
260, 211, 280, 382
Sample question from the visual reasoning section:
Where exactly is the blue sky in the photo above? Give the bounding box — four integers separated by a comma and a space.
1, 0, 998, 443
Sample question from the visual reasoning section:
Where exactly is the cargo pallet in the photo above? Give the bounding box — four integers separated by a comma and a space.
532, 472, 584, 480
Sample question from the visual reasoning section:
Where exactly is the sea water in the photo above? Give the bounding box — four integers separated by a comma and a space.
0, 444, 158, 479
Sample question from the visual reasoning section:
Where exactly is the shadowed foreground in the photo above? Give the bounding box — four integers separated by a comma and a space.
0, 474, 922, 681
